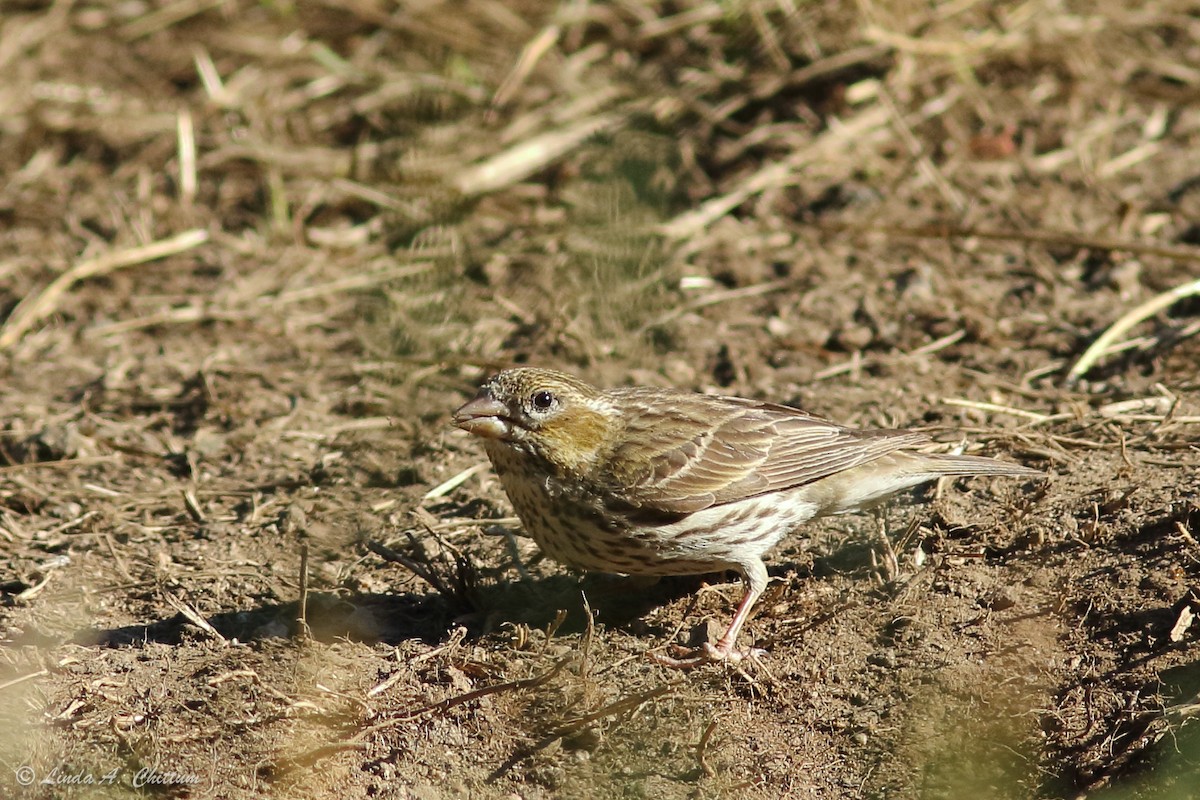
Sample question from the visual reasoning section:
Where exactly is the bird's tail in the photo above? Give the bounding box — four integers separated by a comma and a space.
917, 452, 1044, 478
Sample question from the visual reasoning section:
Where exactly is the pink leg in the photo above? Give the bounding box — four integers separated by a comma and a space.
705, 584, 762, 659
651, 560, 769, 669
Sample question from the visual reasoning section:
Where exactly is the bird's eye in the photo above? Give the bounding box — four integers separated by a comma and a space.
531, 390, 555, 410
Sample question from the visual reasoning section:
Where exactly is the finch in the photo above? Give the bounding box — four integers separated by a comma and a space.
453, 367, 1041, 666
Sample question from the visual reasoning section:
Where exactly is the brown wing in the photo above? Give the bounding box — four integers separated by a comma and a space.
602, 388, 929, 513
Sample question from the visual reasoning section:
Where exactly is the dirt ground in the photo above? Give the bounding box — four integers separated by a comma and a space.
2, 1, 1199, 798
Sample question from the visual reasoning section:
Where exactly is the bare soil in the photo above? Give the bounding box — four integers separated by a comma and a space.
2, 1, 1199, 798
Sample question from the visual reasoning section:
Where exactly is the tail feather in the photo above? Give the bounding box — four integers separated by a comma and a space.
918, 453, 1044, 478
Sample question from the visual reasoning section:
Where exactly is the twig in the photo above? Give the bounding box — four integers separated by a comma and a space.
489, 25, 561, 114
103, 533, 134, 583
120, 0, 225, 39
1165, 691, 1200, 722
0, 456, 120, 474
813, 329, 965, 381
663, 85, 963, 240
879, 86, 964, 212
407, 626, 469, 668
364, 666, 406, 703
0, 229, 209, 349
503, 527, 534, 582
488, 682, 677, 781
638, 5, 723, 38
84, 306, 245, 338
1067, 276, 1200, 383
366, 538, 451, 598
748, 1, 788, 71
455, 111, 628, 196
660, 105, 891, 240
264, 262, 432, 307
161, 590, 228, 644
422, 463, 488, 501
639, 279, 792, 333
579, 593, 595, 682
864, 22, 1020, 57
941, 398, 1056, 423
816, 221, 1200, 266
177, 108, 197, 205
36, 510, 99, 537
354, 656, 573, 739
943, 395, 1200, 429
553, 683, 675, 735
695, 719, 719, 778
540, 609, 569, 655
297, 542, 312, 642
0, 669, 49, 692
14, 572, 54, 603
85, 262, 435, 340
181, 489, 206, 523
192, 47, 232, 106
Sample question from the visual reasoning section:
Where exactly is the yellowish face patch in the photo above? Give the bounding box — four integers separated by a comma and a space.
533, 405, 612, 475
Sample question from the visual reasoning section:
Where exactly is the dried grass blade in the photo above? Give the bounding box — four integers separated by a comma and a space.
455, 112, 627, 196
1067, 276, 1200, 383
0, 229, 209, 350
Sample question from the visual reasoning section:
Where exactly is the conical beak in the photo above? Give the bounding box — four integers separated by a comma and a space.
453, 394, 512, 439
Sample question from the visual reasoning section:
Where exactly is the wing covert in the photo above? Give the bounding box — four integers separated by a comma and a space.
603, 391, 928, 513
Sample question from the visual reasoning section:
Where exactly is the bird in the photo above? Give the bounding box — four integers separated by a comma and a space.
452, 367, 1042, 667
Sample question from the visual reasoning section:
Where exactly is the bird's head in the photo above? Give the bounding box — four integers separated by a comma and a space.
453, 368, 617, 473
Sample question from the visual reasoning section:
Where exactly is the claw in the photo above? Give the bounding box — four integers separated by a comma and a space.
648, 642, 768, 669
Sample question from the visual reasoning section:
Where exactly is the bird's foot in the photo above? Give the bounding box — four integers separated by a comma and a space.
649, 641, 767, 669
